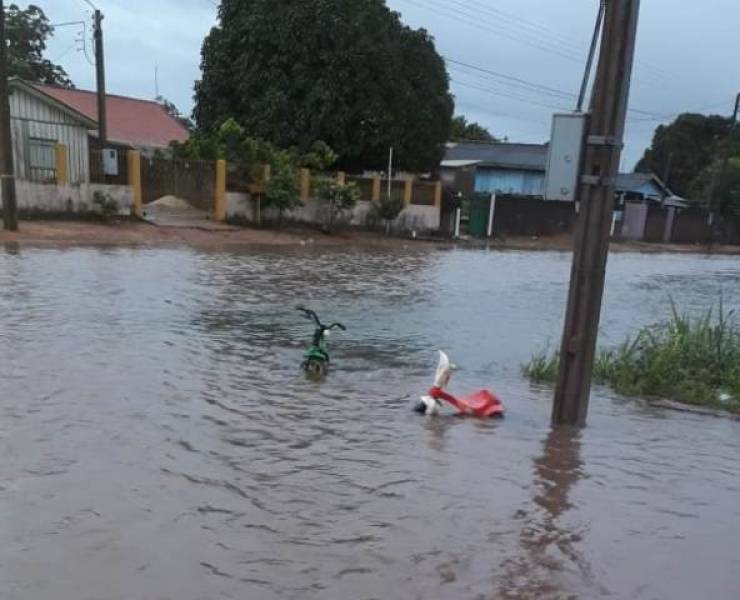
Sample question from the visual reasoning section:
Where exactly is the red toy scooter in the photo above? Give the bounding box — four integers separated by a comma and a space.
415, 351, 504, 418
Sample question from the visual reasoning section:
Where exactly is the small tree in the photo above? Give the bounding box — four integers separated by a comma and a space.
374, 193, 404, 234
315, 176, 360, 234
264, 166, 300, 224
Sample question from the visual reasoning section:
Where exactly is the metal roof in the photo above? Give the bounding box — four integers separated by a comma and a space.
439, 159, 483, 168
444, 141, 548, 171
615, 172, 659, 193
9, 78, 97, 129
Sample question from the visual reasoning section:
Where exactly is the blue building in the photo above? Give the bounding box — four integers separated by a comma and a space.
438, 141, 690, 241
441, 142, 548, 197
441, 141, 687, 204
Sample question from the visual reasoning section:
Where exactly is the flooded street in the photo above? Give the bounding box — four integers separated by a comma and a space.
1, 244, 740, 600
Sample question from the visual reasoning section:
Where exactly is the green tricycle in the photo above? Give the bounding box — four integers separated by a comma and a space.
297, 307, 346, 380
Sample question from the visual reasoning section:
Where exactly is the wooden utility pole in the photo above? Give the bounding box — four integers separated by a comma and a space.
93, 9, 107, 148
0, 0, 17, 231
553, 0, 641, 426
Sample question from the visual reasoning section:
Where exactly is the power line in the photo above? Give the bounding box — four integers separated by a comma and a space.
400, 0, 587, 66
446, 57, 669, 120
446, 58, 574, 101
53, 42, 77, 62
451, 78, 572, 112
460, 0, 676, 81
398, 0, 670, 88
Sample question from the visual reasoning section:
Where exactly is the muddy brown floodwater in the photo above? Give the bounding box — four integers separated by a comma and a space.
1, 244, 740, 600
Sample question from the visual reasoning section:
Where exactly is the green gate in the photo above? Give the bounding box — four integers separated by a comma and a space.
468, 193, 491, 238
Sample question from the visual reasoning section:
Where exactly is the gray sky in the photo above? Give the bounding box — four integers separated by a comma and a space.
44, 0, 740, 168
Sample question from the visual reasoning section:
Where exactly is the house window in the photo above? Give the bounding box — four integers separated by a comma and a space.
28, 137, 57, 183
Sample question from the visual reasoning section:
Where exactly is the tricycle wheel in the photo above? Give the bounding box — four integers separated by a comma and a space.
304, 359, 327, 381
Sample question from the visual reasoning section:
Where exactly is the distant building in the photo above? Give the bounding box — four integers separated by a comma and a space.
441, 141, 688, 203
441, 141, 548, 197
615, 172, 687, 208
439, 140, 692, 241
31, 83, 190, 153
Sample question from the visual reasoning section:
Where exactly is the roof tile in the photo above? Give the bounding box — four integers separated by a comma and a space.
32, 84, 189, 149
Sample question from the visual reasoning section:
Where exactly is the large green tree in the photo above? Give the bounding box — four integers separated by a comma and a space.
449, 115, 496, 142
636, 113, 731, 197
194, 0, 453, 172
6, 3, 72, 87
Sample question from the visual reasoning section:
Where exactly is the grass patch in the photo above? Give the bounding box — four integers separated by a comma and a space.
523, 301, 740, 413
521, 348, 560, 382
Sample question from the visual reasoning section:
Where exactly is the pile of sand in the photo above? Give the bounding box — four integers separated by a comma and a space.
148, 195, 194, 210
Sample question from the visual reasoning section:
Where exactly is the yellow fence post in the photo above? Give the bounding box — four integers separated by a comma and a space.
300, 168, 311, 202
404, 178, 413, 207
372, 176, 381, 203
337, 171, 346, 187
55, 144, 68, 186
213, 159, 227, 222
127, 150, 142, 218
434, 181, 442, 208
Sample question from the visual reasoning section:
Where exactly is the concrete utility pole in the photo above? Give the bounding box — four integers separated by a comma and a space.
0, 0, 18, 231
552, 0, 641, 426
93, 9, 107, 148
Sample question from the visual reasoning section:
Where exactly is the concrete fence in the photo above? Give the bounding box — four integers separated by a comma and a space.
4, 143, 442, 231
3, 180, 134, 216
0, 144, 140, 217
225, 169, 442, 233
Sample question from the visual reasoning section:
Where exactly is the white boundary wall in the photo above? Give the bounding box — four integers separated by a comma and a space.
1, 181, 133, 216
226, 193, 440, 232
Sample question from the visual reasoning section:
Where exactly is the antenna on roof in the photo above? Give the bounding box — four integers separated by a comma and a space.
154, 63, 159, 99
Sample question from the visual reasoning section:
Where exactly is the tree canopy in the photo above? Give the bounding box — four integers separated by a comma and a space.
156, 96, 194, 131
449, 115, 496, 142
6, 3, 72, 87
636, 113, 731, 197
194, 0, 454, 172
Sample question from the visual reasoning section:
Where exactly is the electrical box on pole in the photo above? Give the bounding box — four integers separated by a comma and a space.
102, 149, 119, 176
544, 113, 588, 202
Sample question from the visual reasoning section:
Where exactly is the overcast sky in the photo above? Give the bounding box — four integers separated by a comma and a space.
44, 0, 740, 168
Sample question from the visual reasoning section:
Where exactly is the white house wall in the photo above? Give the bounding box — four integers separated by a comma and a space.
9, 87, 90, 184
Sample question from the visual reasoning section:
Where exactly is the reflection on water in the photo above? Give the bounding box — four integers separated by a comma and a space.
499, 428, 595, 599
0, 245, 739, 600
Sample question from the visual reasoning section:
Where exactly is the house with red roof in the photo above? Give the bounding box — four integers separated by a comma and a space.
33, 83, 190, 152
7, 78, 189, 186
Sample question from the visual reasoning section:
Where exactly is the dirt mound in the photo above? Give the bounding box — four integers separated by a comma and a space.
148, 195, 194, 210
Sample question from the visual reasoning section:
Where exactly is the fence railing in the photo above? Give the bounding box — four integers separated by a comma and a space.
412, 181, 437, 206
141, 156, 216, 210
28, 166, 57, 184
90, 149, 129, 185
347, 175, 375, 203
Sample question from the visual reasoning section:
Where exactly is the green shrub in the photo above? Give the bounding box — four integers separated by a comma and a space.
92, 191, 119, 219
523, 301, 740, 412
314, 176, 360, 233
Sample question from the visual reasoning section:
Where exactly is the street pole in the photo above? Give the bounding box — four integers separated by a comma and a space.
387, 146, 393, 201
93, 9, 107, 148
0, 0, 18, 231
552, 0, 641, 427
